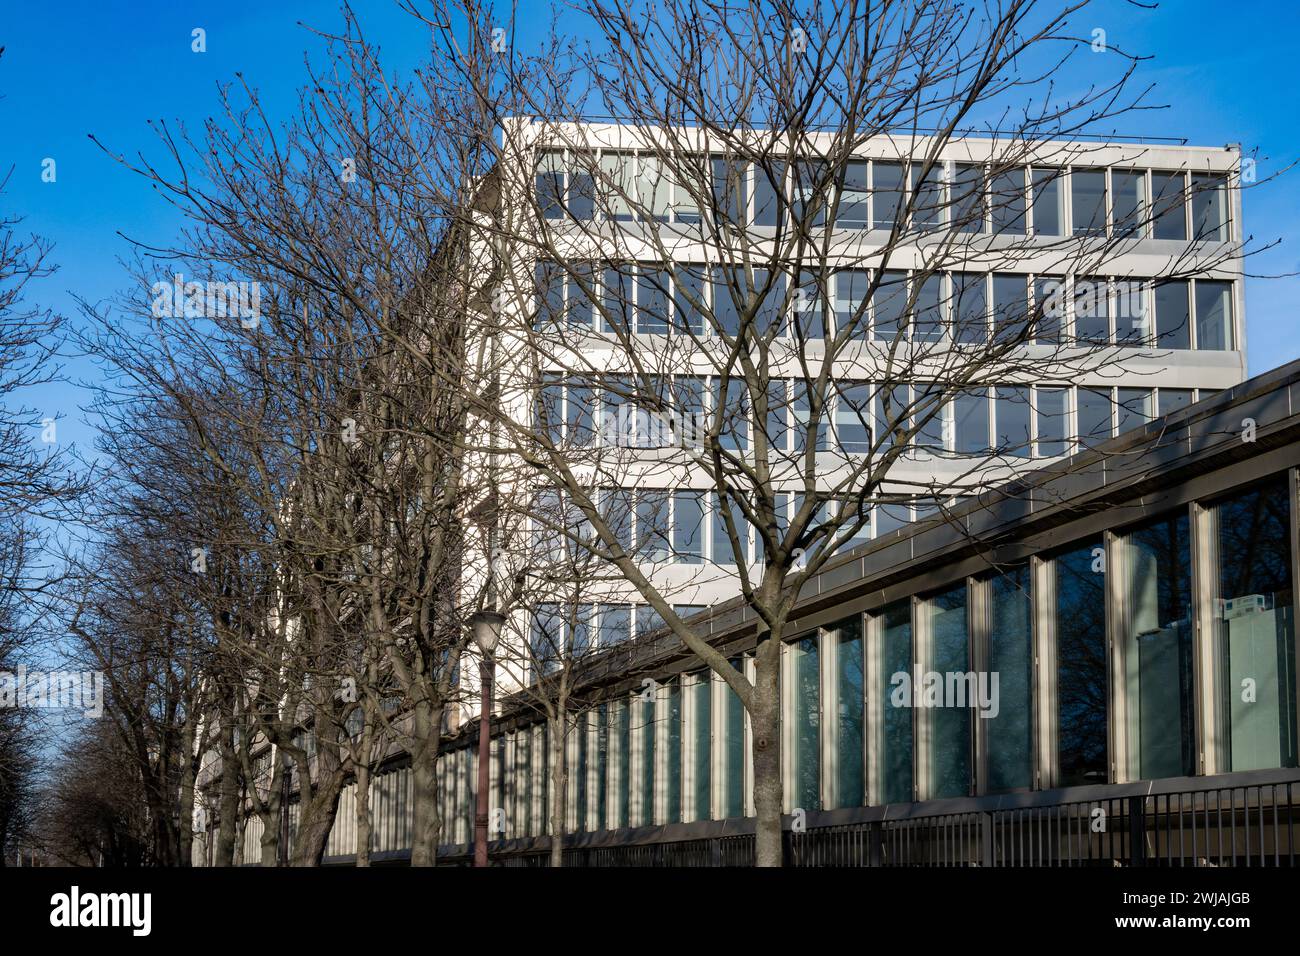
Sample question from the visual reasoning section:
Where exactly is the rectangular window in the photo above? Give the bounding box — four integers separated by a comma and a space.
690, 675, 712, 820
790, 636, 821, 811
879, 600, 914, 803
711, 266, 740, 338
635, 155, 670, 222
1055, 541, 1109, 785
1035, 387, 1069, 457
1111, 169, 1146, 238
913, 273, 944, 342
872, 161, 905, 230
712, 492, 749, 565
873, 270, 908, 341
1034, 276, 1065, 343
835, 381, 873, 455
711, 156, 748, 224
989, 167, 1026, 235
639, 696, 656, 824
673, 491, 704, 564
1152, 171, 1187, 240
715, 377, 750, 451
1195, 280, 1233, 350
952, 163, 985, 233
753, 161, 784, 228
1210, 477, 1298, 771
602, 266, 633, 335
986, 568, 1033, 792
665, 682, 682, 824
991, 273, 1026, 342
875, 503, 911, 537
636, 266, 670, 334
673, 265, 707, 334
791, 160, 827, 228
635, 605, 664, 639
927, 585, 970, 799
567, 264, 595, 327
1120, 511, 1195, 780
834, 269, 870, 338
953, 272, 988, 344
1191, 174, 1227, 242
994, 386, 1032, 457
1031, 168, 1064, 236
1078, 387, 1112, 447
636, 489, 671, 562
1155, 280, 1191, 350
535, 260, 565, 328
1157, 388, 1194, 417
536, 151, 565, 220
954, 388, 990, 455
791, 271, 826, 340
574, 715, 588, 830
838, 160, 869, 229
1071, 169, 1107, 236
912, 163, 944, 230
832, 618, 865, 807
1073, 276, 1110, 345
613, 701, 630, 828
599, 152, 633, 220
599, 604, 632, 647
593, 705, 609, 832
1116, 387, 1153, 435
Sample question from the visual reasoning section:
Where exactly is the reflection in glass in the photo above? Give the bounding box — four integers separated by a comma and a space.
987, 568, 1033, 791
929, 586, 970, 798
692, 675, 711, 820
1121, 513, 1195, 780
880, 600, 914, 802
833, 619, 865, 807
791, 637, 821, 810
1212, 479, 1298, 771
1055, 541, 1109, 786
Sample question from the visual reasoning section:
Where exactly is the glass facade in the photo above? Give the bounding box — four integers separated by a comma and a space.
986, 567, 1033, 792
1120, 512, 1195, 780
832, 619, 865, 807
879, 600, 914, 803
1054, 540, 1109, 786
790, 637, 822, 810
928, 585, 970, 799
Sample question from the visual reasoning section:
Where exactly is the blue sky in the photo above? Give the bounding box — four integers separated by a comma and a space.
2, 0, 1298, 455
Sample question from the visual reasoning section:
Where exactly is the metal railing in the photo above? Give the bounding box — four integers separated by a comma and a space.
433, 769, 1300, 867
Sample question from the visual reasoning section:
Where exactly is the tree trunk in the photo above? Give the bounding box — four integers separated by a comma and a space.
355, 761, 372, 867
214, 722, 239, 867
751, 634, 784, 867
549, 710, 567, 868
178, 717, 197, 867
409, 699, 444, 867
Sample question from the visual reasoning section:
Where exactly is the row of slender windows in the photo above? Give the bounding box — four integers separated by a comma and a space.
536, 263, 1236, 350
438, 472, 1297, 839
540, 377, 1222, 457
537, 151, 1232, 243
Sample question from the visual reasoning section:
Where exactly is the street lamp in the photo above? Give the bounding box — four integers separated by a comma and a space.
471, 609, 505, 867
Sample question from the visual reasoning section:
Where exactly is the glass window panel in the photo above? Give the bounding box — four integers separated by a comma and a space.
711, 266, 740, 338
1078, 387, 1112, 447
711, 492, 749, 566
991, 273, 1026, 343
879, 600, 914, 803
1035, 386, 1069, 457
673, 491, 704, 564
691, 675, 712, 821
875, 503, 911, 537
599, 153, 633, 220
1111, 170, 1146, 238
872, 270, 908, 341
1157, 388, 1194, 417
636, 267, 670, 334
1191, 173, 1227, 242
715, 376, 750, 451
989, 168, 1026, 235
536, 151, 565, 220
838, 160, 869, 229
987, 568, 1033, 792
833, 618, 865, 807
673, 265, 707, 335
665, 682, 682, 823
952, 163, 985, 234
1073, 276, 1110, 344
601, 266, 633, 335
535, 260, 564, 328
1031, 168, 1063, 236
711, 156, 748, 224
613, 701, 630, 828
599, 604, 632, 647
1195, 280, 1233, 350
639, 697, 656, 824
955, 389, 990, 455
1071, 169, 1107, 236
913, 273, 944, 341
1155, 280, 1190, 349
1211, 478, 1298, 771
765, 379, 789, 455
872, 161, 905, 230
566, 263, 595, 327
1120, 512, 1195, 780
834, 269, 870, 338
791, 160, 827, 228
636, 155, 670, 222
636, 489, 671, 562
994, 385, 1031, 457
1055, 541, 1109, 786
914, 381, 947, 453
539, 374, 563, 445
594, 704, 609, 831
574, 715, 588, 829
878, 384, 911, 452
912, 163, 944, 230
836, 381, 873, 455
928, 585, 970, 799
1116, 388, 1153, 435
1152, 172, 1187, 240
1034, 276, 1065, 343
791, 636, 821, 810
753, 161, 784, 228
953, 272, 988, 344
791, 271, 826, 340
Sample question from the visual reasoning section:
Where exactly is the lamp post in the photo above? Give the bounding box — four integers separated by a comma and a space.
471, 609, 505, 867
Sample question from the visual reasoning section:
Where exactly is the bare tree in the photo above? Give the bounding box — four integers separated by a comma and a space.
413, 0, 1253, 865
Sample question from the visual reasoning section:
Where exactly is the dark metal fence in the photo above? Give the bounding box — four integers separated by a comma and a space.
435, 770, 1300, 868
